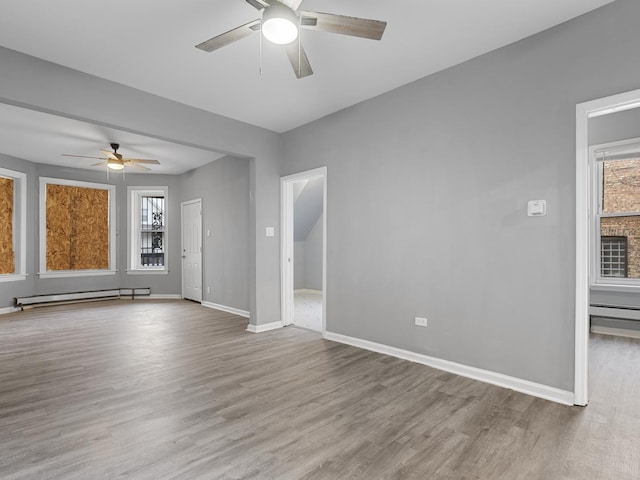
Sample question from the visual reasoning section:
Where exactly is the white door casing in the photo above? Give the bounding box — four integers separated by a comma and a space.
182, 199, 202, 302
280, 167, 327, 333
575, 87, 640, 407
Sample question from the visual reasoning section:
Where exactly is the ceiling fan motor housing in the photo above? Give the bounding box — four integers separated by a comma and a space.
262, 4, 299, 45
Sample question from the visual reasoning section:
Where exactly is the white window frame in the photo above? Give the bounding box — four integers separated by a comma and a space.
590, 138, 640, 290
127, 186, 169, 275
0, 167, 27, 283
39, 177, 116, 278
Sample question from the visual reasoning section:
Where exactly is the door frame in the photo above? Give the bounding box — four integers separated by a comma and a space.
181, 198, 203, 302
281, 167, 327, 334
575, 88, 640, 406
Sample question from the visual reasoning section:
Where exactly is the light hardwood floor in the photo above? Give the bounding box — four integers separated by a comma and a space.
0, 300, 638, 479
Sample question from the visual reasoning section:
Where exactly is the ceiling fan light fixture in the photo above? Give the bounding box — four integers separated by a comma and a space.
262, 4, 298, 45
107, 158, 125, 170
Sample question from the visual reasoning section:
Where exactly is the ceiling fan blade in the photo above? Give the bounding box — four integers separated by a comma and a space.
62, 154, 108, 160
196, 19, 261, 53
280, 0, 304, 10
125, 159, 161, 165
100, 149, 119, 160
128, 162, 151, 171
285, 41, 313, 79
91, 161, 108, 167
245, 0, 268, 10
299, 11, 387, 40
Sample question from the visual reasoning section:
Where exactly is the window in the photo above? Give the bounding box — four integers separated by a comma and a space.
0, 167, 26, 282
128, 186, 168, 274
39, 177, 116, 278
592, 145, 640, 286
600, 236, 627, 277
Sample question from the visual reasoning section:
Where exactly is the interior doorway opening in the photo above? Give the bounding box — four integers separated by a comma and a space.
281, 167, 327, 334
576, 88, 640, 406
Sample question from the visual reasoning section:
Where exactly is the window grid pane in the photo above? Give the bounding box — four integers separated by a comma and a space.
600, 236, 627, 278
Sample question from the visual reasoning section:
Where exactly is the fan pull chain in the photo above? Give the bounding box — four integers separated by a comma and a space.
298, 17, 302, 76
259, 21, 263, 76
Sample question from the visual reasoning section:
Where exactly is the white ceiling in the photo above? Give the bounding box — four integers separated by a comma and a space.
0, 104, 226, 175
0, 0, 615, 171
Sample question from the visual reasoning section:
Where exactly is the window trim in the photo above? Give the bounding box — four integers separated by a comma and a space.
38, 177, 116, 279
590, 138, 640, 289
0, 167, 27, 282
127, 186, 169, 275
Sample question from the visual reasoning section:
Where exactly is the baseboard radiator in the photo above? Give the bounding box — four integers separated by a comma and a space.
590, 304, 640, 321
15, 288, 152, 309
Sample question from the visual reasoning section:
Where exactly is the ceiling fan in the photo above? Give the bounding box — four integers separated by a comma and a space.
62, 143, 161, 171
195, 0, 387, 79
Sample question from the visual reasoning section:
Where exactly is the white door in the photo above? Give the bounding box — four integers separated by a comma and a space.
181, 199, 202, 302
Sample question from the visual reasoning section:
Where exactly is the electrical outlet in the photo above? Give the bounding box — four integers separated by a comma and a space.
207, 286, 211, 294
414, 317, 428, 327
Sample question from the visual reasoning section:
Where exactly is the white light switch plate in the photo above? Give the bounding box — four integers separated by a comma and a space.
528, 200, 546, 216
265, 227, 275, 237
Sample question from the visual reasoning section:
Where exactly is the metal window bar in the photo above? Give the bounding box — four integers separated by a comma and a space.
140, 196, 165, 267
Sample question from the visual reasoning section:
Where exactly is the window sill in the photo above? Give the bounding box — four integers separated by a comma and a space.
38, 270, 117, 279
126, 269, 169, 275
0, 274, 27, 283
591, 283, 640, 292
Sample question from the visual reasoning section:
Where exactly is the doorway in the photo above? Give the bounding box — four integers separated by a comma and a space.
575, 88, 640, 406
181, 198, 202, 302
281, 167, 327, 333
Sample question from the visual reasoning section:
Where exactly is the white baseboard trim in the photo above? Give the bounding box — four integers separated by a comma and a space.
591, 325, 640, 339
246, 320, 283, 333
294, 289, 322, 294
324, 331, 575, 406
202, 301, 250, 318
0, 306, 21, 315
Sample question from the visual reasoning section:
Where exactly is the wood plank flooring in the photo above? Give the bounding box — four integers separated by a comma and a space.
0, 300, 638, 479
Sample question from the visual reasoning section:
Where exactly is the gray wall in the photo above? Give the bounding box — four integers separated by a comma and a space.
0, 45, 282, 327
0, 156, 183, 307
293, 177, 323, 291
180, 156, 250, 311
294, 241, 305, 290
589, 106, 640, 310
4, 0, 640, 393
294, 214, 323, 291
303, 214, 323, 290
0, 152, 251, 312
281, 0, 640, 391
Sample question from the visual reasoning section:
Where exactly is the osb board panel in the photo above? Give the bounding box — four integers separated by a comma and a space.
0, 177, 15, 274
46, 184, 109, 271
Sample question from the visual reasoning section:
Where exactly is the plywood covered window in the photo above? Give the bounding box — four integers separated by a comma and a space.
0, 167, 26, 283
39, 177, 116, 278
